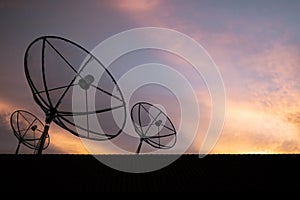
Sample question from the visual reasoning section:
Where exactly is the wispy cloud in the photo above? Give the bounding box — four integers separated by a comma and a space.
1, 1, 300, 154
115, 0, 160, 12
111, 0, 300, 153
212, 101, 300, 154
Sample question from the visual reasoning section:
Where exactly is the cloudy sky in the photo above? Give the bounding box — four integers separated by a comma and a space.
1, 0, 300, 154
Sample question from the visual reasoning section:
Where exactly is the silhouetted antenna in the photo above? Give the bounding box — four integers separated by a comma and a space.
24, 36, 126, 154
10, 110, 50, 154
131, 102, 177, 154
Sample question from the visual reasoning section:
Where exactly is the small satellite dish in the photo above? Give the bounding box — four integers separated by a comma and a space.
24, 36, 126, 154
131, 102, 177, 154
10, 110, 50, 154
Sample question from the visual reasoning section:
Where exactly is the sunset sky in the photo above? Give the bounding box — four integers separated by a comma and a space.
1, 0, 300, 154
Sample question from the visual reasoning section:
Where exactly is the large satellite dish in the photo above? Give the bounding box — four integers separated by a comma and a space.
10, 110, 50, 154
24, 36, 126, 154
131, 102, 177, 154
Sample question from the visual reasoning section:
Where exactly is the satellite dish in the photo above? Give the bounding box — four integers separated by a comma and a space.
131, 102, 177, 154
10, 110, 50, 154
24, 36, 126, 154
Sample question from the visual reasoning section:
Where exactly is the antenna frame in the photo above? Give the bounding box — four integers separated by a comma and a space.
24, 36, 127, 154
10, 110, 50, 154
130, 102, 177, 154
